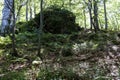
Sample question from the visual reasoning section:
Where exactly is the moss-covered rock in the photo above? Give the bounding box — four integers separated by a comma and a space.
18, 5, 80, 34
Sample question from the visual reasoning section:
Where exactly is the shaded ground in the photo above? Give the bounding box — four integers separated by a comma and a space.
0, 30, 120, 80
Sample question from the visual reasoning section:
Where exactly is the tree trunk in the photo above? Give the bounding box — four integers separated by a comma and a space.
83, 9, 86, 28
93, 0, 99, 32
11, 0, 18, 56
29, 0, 33, 19
104, 0, 108, 30
33, 0, 36, 17
0, 0, 13, 35
26, 0, 29, 21
38, 0, 43, 60
88, 0, 93, 29
69, 0, 71, 10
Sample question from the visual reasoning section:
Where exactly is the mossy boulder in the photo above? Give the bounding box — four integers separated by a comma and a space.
18, 5, 80, 34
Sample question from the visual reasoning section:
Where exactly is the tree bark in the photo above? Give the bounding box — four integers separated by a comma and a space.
0, 0, 13, 35
88, 0, 93, 29
104, 0, 108, 30
83, 9, 86, 28
38, 0, 43, 60
26, 0, 29, 21
29, 0, 32, 19
93, 0, 99, 32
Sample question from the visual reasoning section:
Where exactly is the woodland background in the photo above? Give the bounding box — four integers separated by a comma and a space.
0, 0, 120, 80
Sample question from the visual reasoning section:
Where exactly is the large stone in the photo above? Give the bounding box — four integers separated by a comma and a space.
18, 5, 80, 34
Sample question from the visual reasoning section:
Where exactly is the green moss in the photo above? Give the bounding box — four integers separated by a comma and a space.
17, 5, 80, 34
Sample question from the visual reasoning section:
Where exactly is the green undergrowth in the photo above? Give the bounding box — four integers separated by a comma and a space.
0, 71, 26, 80
0, 30, 120, 56
0, 30, 120, 79
37, 68, 80, 80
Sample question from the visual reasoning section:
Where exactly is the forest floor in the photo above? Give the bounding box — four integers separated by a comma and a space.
0, 29, 120, 80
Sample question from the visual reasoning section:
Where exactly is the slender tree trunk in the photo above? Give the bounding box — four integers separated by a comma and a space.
88, 0, 93, 29
17, 0, 28, 21
114, 15, 119, 30
98, 17, 103, 29
17, 0, 22, 21
89, 9, 92, 29
93, 0, 99, 32
83, 9, 86, 28
11, 0, 18, 56
16, 4, 22, 21
61, 0, 64, 7
29, 0, 32, 19
26, 0, 28, 21
33, 1, 36, 17
69, 0, 71, 10
38, 0, 43, 59
104, 0, 108, 30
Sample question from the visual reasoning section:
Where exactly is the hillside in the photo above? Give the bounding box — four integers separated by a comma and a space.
0, 30, 120, 80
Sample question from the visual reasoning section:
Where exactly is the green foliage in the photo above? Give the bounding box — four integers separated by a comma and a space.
16, 31, 37, 42
61, 45, 73, 57
37, 69, 80, 80
87, 32, 108, 41
41, 33, 71, 44
0, 29, 120, 80
16, 21, 36, 32
0, 71, 25, 80
40, 33, 73, 56
0, 36, 11, 49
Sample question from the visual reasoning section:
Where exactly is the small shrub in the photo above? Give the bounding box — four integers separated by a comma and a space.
61, 46, 73, 57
